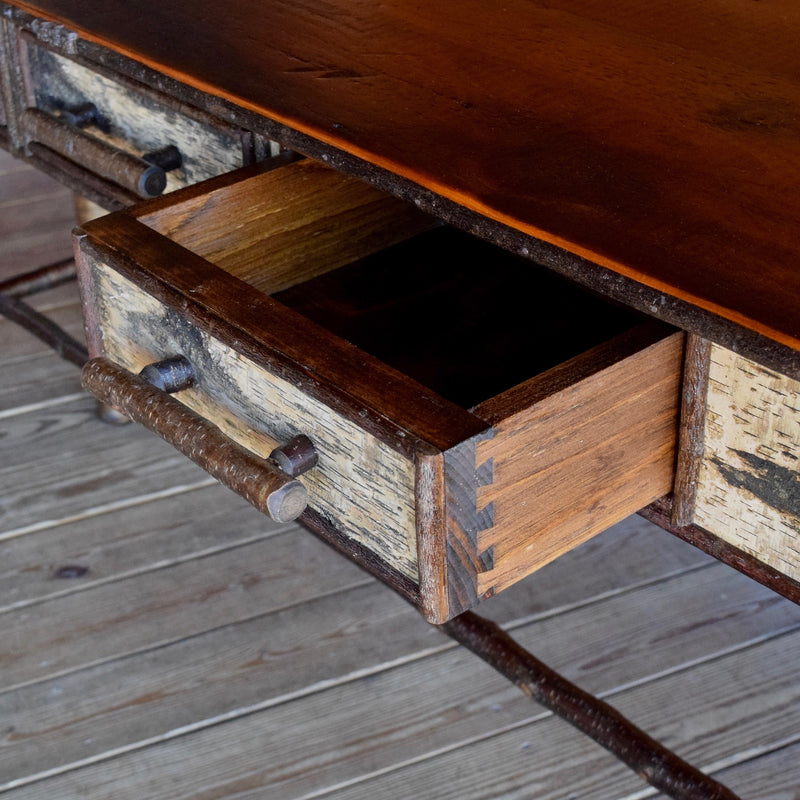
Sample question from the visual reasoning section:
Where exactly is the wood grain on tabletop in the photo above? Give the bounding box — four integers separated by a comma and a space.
9, 0, 800, 352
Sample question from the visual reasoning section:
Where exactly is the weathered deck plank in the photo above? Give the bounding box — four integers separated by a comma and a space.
0, 303, 83, 358
0, 526, 373, 693
0, 522, 719, 787
0, 483, 291, 611
694, 741, 800, 800
0, 307, 85, 414
0, 180, 75, 274
0, 396, 214, 536
4, 572, 798, 798
282, 632, 800, 800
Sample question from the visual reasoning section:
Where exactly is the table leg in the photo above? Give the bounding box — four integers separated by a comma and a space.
438, 610, 741, 800
0, 257, 88, 365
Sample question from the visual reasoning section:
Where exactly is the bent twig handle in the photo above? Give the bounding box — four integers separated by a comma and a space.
24, 109, 169, 198
81, 357, 310, 523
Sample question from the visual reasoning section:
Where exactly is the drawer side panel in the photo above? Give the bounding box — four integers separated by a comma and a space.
694, 345, 800, 581
90, 258, 419, 581
475, 331, 683, 597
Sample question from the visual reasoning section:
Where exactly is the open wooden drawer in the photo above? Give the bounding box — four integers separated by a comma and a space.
75, 156, 683, 623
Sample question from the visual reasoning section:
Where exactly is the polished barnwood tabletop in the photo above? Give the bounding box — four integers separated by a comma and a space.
9, 0, 800, 371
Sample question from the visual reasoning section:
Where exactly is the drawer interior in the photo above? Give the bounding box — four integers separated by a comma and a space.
273, 227, 642, 409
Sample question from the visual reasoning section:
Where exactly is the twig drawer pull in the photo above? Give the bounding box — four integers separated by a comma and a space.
23, 108, 181, 198
81, 356, 313, 523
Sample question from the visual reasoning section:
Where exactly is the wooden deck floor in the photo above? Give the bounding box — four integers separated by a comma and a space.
1, 148, 799, 799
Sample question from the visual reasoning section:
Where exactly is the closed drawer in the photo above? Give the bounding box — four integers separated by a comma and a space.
16, 32, 269, 203
76, 157, 683, 622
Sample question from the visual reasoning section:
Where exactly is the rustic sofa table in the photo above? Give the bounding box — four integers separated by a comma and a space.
0, 2, 798, 797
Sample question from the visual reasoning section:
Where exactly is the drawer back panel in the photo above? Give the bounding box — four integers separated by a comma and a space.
137, 158, 437, 295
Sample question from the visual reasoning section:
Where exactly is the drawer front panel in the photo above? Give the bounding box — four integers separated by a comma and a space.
89, 256, 419, 581
22, 40, 250, 192
695, 345, 800, 580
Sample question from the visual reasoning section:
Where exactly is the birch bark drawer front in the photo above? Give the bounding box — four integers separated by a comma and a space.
693, 345, 800, 581
76, 157, 684, 623
15, 32, 267, 204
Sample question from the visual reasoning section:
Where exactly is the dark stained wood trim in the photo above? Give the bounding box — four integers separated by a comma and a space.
78, 215, 489, 458
641, 500, 800, 606
72, 228, 105, 358
671, 335, 712, 527
415, 452, 449, 624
